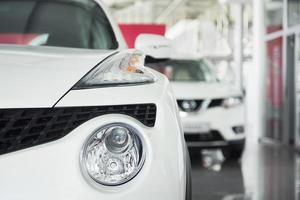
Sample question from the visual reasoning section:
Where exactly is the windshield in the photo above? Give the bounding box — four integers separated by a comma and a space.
0, 0, 118, 49
148, 59, 217, 82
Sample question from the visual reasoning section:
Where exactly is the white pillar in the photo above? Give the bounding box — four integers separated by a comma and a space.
247, 0, 265, 144
242, 0, 265, 199
233, 4, 244, 91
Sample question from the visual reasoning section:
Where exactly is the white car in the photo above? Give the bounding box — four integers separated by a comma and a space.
148, 58, 245, 158
0, 1, 190, 200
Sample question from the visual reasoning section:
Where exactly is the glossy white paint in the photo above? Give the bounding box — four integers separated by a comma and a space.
172, 81, 245, 143
180, 105, 244, 141
0, 0, 126, 108
0, 0, 186, 199
0, 45, 116, 108
0, 81, 186, 200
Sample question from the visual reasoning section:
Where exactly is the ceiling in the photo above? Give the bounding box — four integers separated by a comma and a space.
102, 0, 220, 24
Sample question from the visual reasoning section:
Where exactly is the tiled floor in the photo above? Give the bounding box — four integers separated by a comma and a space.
190, 143, 300, 200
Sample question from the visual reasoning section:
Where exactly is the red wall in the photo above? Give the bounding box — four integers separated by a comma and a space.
119, 24, 166, 48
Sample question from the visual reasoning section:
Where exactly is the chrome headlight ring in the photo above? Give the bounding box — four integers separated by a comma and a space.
80, 123, 146, 187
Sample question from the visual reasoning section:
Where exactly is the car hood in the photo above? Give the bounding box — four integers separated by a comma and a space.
0, 45, 116, 108
171, 81, 242, 99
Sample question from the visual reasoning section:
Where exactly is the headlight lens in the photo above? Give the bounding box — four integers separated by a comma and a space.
80, 123, 145, 186
74, 50, 155, 89
222, 97, 243, 108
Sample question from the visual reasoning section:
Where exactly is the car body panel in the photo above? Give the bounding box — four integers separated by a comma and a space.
0, 45, 116, 108
180, 105, 245, 141
0, 78, 186, 200
0, 0, 187, 199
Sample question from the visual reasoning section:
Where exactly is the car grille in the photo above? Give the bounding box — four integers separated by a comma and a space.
208, 99, 224, 108
177, 99, 224, 112
184, 130, 224, 142
0, 104, 156, 155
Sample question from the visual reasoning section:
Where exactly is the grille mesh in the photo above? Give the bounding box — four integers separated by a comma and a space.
0, 104, 156, 155
177, 99, 224, 112
208, 99, 224, 108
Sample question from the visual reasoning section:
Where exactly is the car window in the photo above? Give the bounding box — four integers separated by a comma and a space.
0, 0, 118, 49
148, 59, 217, 82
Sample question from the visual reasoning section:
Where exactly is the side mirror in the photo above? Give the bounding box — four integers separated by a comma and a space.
135, 34, 172, 59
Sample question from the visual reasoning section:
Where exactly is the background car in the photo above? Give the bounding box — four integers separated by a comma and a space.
148, 58, 245, 159
0, 0, 190, 200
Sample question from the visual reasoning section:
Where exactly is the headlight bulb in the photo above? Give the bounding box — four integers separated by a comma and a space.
105, 127, 129, 153
222, 97, 243, 108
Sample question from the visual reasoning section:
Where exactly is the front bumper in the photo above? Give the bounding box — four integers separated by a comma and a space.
186, 138, 245, 149
180, 105, 245, 148
0, 74, 186, 200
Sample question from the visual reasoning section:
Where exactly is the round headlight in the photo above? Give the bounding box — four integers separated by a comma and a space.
80, 123, 145, 186
181, 100, 197, 112
222, 97, 243, 108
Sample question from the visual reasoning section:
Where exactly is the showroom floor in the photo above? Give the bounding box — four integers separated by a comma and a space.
190, 143, 300, 200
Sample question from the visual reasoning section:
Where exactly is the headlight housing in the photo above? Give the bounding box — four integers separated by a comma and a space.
80, 123, 145, 186
222, 97, 243, 108
74, 50, 155, 89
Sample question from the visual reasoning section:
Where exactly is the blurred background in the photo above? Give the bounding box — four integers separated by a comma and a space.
101, 0, 300, 199
103, 0, 253, 90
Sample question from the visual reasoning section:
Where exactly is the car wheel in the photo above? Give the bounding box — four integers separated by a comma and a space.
222, 142, 245, 160
188, 148, 201, 159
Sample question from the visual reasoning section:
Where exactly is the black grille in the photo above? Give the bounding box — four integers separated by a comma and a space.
177, 99, 224, 111
0, 104, 156, 155
208, 99, 224, 108
184, 130, 224, 142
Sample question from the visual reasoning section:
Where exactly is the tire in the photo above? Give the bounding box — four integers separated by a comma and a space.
222, 142, 245, 160
188, 148, 201, 160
